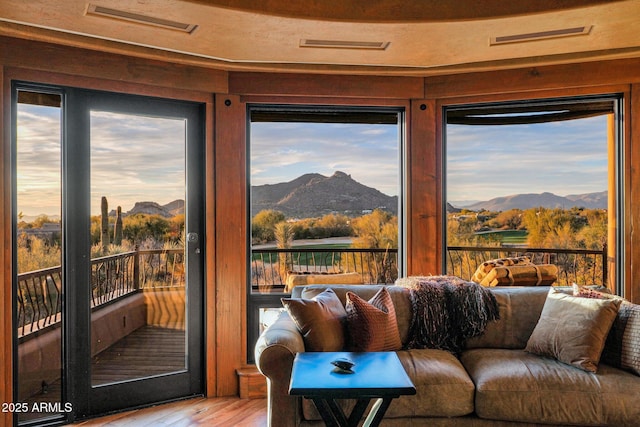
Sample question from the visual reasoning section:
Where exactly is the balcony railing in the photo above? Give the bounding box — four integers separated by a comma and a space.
17, 244, 608, 335
251, 245, 607, 292
17, 248, 185, 337
251, 247, 398, 292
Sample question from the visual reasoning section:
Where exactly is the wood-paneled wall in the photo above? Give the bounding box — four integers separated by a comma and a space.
213, 94, 246, 396
1, 62, 11, 427
2, 36, 640, 425
407, 99, 440, 276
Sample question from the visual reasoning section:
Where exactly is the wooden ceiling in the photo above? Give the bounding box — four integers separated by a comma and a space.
1, 0, 639, 75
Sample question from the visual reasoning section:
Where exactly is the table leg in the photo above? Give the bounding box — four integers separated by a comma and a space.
326, 399, 349, 426
311, 398, 373, 427
309, 396, 395, 427
362, 397, 393, 427
347, 399, 371, 425
312, 398, 341, 427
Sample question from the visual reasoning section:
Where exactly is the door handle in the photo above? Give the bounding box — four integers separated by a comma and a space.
187, 232, 200, 253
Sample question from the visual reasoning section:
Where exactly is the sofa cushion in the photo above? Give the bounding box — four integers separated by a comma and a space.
466, 286, 549, 350
345, 288, 402, 351
389, 349, 475, 418
281, 288, 346, 351
461, 348, 640, 426
301, 349, 475, 421
525, 290, 621, 372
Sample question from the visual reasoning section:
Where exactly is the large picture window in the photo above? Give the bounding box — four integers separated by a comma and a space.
444, 96, 623, 293
246, 106, 404, 360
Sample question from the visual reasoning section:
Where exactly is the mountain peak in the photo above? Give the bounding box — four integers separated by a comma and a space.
251, 172, 397, 218
332, 171, 350, 179
113, 200, 184, 217
458, 191, 607, 211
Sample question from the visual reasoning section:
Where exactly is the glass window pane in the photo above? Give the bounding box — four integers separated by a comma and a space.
16, 90, 64, 423
445, 99, 617, 289
249, 113, 401, 295
89, 111, 187, 386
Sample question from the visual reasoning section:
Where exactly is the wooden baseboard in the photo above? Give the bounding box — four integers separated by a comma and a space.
237, 366, 267, 399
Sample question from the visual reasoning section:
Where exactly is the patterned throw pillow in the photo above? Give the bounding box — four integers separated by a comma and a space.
281, 288, 347, 351
345, 287, 402, 352
525, 290, 621, 372
571, 284, 640, 376
572, 283, 617, 299
605, 302, 640, 376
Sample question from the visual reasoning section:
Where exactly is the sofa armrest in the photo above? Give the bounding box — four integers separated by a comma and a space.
254, 312, 305, 427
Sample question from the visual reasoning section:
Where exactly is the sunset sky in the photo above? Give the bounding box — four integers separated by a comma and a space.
251, 115, 609, 206
250, 121, 400, 197
16, 104, 609, 217
17, 105, 185, 217
446, 115, 608, 206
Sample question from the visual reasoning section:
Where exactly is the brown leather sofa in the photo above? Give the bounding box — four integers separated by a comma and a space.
255, 284, 640, 426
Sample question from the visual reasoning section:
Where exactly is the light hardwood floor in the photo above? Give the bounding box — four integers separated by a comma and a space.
23, 327, 268, 426
71, 396, 268, 426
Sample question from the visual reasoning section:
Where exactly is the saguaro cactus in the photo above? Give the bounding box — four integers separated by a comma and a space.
113, 206, 123, 245
101, 196, 109, 252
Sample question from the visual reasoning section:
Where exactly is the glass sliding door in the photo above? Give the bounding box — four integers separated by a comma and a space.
68, 89, 205, 417
12, 84, 205, 424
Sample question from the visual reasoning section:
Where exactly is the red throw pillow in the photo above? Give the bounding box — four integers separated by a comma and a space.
345, 287, 402, 352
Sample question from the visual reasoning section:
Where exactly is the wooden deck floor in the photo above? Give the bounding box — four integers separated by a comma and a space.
92, 325, 186, 385
22, 325, 187, 407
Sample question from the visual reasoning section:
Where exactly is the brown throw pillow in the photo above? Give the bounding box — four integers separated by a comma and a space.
345, 287, 402, 352
525, 290, 621, 372
281, 288, 346, 351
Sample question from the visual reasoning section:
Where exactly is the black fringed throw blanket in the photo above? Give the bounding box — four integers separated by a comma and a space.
395, 275, 500, 353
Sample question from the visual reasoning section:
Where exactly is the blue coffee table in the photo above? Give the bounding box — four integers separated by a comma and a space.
289, 351, 416, 427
